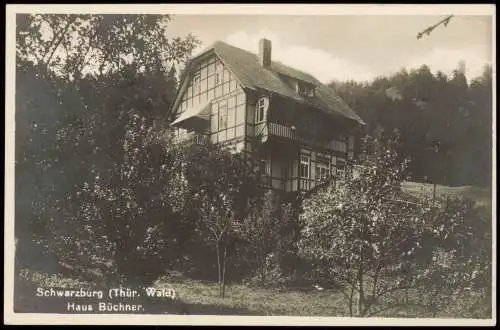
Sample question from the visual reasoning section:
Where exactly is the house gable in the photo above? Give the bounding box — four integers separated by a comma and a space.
173, 53, 243, 118
171, 51, 250, 150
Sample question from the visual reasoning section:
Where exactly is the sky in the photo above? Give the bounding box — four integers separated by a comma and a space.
165, 14, 493, 84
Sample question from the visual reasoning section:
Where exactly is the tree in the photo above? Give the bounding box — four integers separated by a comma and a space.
298, 134, 491, 317
15, 14, 200, 278
16, 14, 199, 83
70, 116, 193, 283
185, 143, 263, 297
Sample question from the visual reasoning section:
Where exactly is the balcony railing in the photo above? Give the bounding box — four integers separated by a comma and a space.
267, 122, 347, 153
172, 131, 209, 145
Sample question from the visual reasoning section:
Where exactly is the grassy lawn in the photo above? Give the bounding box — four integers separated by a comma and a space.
152, 276, 347, 316
15, 268, 490, 318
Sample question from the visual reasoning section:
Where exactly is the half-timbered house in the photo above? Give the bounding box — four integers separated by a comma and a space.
168, 39, 365, 192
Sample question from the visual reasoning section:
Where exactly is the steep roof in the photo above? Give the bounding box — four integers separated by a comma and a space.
176, 41, 365, 125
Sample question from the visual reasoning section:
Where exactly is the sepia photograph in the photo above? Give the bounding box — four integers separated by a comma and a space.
4, 4, 496, 326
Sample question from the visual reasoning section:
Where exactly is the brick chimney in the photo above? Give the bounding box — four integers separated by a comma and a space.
258, 38, 272, 68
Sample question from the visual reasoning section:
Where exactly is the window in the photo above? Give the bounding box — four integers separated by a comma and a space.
260, 159, 271, 176
337, 158, 346, 179
298, 83, 305, 95
316, 155, 331, 182
255, 98, 266, 123
296, 81, 316, 97
334, 140, 347, 152
348, 135, 355, 150
215, 71, 222, 85
193, 74, 201, 95
219, 103, 228, 130
300, 154, 310, 179
300, 153, 311, 191
260, 158, 272, 187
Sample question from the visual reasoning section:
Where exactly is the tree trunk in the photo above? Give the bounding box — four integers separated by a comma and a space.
260, 255, 266, 286
348, 285, 355, 317
221, 245, 227, 298
216, 242, 222, 298
356, 265, 365, 317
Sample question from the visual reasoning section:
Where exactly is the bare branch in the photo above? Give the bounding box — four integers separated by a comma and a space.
44, 16, 76, 68
417, 15, 454, 40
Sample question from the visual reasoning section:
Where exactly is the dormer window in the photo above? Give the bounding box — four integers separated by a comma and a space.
307, 86, 315, 97
296, 81, 315, 97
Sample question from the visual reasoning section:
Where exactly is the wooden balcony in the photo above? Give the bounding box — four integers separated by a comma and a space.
267, 122, 347, 153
